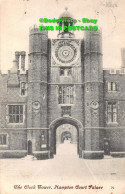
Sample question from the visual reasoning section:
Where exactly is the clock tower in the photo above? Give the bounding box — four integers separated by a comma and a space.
48, 9, 104, 159
27, 9, 104, 159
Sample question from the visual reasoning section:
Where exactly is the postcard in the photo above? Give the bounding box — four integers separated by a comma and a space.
0, 0, 125, 194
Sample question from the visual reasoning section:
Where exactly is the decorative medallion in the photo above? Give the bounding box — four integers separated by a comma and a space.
32, 101, 41, 112
90, 101, 99, 109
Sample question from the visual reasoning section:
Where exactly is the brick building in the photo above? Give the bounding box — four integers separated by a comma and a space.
0, 10, 125, 159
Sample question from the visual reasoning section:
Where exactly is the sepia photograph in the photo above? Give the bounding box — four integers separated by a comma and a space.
0, 0, 125, 193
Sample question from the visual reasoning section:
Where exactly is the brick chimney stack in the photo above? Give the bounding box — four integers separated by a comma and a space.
121, 48, 125, 68
15, 51, 20, 69
21, 51, 26, 71
11, 59, 18, 73
15, 51, 26, 71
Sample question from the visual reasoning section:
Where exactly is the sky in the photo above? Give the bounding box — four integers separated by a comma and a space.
0, 0, 125, 73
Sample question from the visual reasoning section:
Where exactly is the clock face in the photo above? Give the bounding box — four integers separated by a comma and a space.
52, 40, 80, 66
55, 44, 77, 63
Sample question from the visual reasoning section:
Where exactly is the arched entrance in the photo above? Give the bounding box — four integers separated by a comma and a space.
49, 117, 84, 158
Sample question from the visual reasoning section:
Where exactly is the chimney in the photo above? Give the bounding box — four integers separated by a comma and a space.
121, 48, 125, 68
10, 60, 18, 73
8, 59, 20, 86
21, 51, 26, 71
15, 51, 20, 69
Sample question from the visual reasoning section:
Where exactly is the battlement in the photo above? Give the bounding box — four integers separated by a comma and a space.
0, 69, 28, 76
84, 27, 102, 37
29, 25, 48, 35
103, 68, 125, 75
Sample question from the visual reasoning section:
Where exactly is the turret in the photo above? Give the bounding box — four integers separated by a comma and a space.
27, 26, 48, 128
27, 25, 48, 158
83, 28, 104, 159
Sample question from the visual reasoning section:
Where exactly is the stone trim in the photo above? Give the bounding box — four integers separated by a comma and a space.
104, 127, 125, 130
0, 128, 49, 130
110, 152, 125, 154
28, 81, 48, 84
1, 127, 125, 130
33, 151, 49, 154
27, 128, 49, 130
83, 151, 104, 153
0, 128, 27, 130
84, 127, 125, 129
48, 81, 103, 85
0, 150, 27, 152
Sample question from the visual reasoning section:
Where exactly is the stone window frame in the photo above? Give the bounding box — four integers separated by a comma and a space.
60, 67, 72, 77
106, 101, 118, 124
0, 133, 9, 147
58, 85, 75, 105
6, 104, 25, 125
107, 82, 117, 92
20, 82, 27, 96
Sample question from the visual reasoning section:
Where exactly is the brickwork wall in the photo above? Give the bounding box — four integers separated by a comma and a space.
0, 27, 125, 159
27, 130, 48, 151
0, 129, 27, 150
103, 70, 125, 153
27, 28, 48, 129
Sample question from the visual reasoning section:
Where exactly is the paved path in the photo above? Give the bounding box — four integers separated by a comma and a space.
0, 142, 125, 194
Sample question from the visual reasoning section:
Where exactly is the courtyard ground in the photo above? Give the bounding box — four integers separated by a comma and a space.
0, 141, 125, 194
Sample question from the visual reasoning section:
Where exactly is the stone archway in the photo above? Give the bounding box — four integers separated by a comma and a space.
49, 117, 84, 158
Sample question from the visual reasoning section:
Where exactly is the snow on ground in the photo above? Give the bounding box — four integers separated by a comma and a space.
0, 141, 125, 194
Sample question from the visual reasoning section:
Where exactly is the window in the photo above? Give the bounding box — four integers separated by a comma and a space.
0, 134, 7, 145
21, 82, 27, 96
58, 86, 74, 104
8, 105, 24, 123
107, 102, 117, 123
108, 82, 117, 91
60, 67, 72, 76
